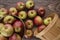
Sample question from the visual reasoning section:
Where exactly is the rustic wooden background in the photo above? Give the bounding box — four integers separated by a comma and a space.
0, 0, 60, 40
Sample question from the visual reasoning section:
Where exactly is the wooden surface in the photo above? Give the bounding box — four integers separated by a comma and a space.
0, 0, 60, 40
0, 0, 60, 17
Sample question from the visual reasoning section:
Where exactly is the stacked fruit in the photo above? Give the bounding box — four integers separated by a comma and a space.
0, 15, 24, 40
0, 8, 24, 40
0, 0, 52, 40
13, 0, 52, 38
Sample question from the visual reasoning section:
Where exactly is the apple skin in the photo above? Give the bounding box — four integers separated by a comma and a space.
18, 11, 27, 20
26, 0, 34, 9
44, 17, 52, 25
0, 35, 7, 40
13, 20, 23, 33
0, 8, 8, 15
0, 15, 5, 20
16, 2, 25, 10
3, 15, 15, 24
9, 33, 21, 40
38, 7, 45, 17
34, 16, 43, 25
9, 7, 17, 15
25, 20, 33, 29
0, 23, 5, 32
28, 10, 37, 18
38, 25, 46, 32
0, 23, 5, 37
24, 30, 33, 38
0, 8, 8, 19
1, 24, 13, 37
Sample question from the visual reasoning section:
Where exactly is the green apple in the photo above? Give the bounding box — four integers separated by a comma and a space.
28, 10, 37, 18
9, 7, 17, 15
26, 0, 34, 9
24, 30, 33, 38
0, 8, 7, 19
0, 23, 5, 32
1, 24, 13, 37
0, 8, 7, 15
3, 15, 15, 24
44, 17, 52, 25
18, 11, 27, 20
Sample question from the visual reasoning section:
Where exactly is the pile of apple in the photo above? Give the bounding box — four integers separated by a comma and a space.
0, 8, 24, 40
0, 15, 24, 40
0, 0, 52, 40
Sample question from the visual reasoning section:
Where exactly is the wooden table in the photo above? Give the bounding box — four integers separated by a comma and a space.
0, 0, 60, 40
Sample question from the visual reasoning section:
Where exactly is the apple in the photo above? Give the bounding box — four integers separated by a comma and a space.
0, 23, 5, 32
25, 20, 33, 29
0, 15, 5, 20
1, 24, 13, 37
38, 25, 46, 32
26, 0, 34, 9
13, 20, 23, 33
3, 15, 15, 24
18, 11, 27, 20
38, 7, 45, 17
34, 16, 43, 25
9, 33, 21, 40
0, 35, 7, 40
0, 8, 7, 15
44, 17, 52, 25
9, 7, 17, 15
0, 8, 7, 19
16, 2, 25, 10
24, 30, 33, 38
28, 10, 37, 18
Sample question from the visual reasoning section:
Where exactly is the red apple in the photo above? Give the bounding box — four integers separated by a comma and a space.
38, 7, 45, 17
16, 2, 25, 10
9, 7, 17, 15
13, 20, 23, 33
25, 20, 33, 29
9, 33, 21, 40
38, 25, 46, 32
34, 16, 43, 25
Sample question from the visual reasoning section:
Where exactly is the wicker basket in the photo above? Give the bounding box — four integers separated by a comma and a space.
35, 13, 60, 40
